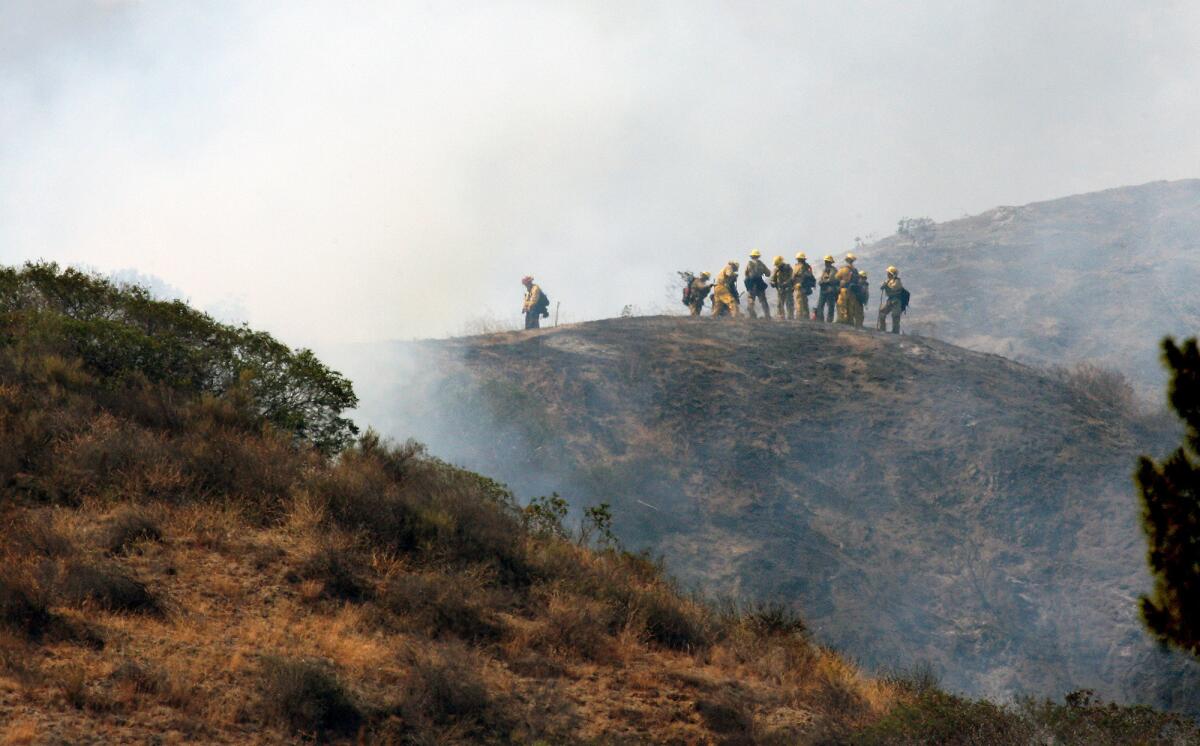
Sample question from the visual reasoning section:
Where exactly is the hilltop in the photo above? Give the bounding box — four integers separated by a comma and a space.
859, 178, 1200, 396
344, 314, 1200, 712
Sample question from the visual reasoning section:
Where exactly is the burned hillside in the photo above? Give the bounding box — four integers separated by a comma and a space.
348, 315, 1200, 712
860, 178, 1200, 396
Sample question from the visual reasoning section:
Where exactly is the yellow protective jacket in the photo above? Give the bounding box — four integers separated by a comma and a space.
522, 284, 544, 313
714, 266, 739, 302
744, 259, 771, 281
882, 276, 905, 298
770, 263, 794, 289
818, 265, 838, 293
794, 262, 814, 291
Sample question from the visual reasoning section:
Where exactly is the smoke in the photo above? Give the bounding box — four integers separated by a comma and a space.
3, 1, 1200, 349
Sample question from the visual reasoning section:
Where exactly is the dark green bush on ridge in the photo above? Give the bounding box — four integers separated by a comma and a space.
0, 262, 357, 453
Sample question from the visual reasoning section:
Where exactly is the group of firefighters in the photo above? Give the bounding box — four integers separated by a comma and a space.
683, 250, 909, 333
519, 251, 909, 333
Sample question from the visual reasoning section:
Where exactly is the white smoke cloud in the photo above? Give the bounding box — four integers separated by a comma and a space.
3, 0, 1200, 346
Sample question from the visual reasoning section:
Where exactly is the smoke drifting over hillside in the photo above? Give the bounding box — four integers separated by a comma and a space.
4, 1, 1200, 347
339, 317, 1200, 711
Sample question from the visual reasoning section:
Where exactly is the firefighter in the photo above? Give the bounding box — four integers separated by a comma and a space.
712, 261, 741, 317
770, 255, 795, 320
835, 253, 861, 325
744, 249, 771, 319
816, 255, 838, 322
686, 272, 713, 316
878, 266, 906, 333
521, 276, 548, 329
793, 252, 815, 320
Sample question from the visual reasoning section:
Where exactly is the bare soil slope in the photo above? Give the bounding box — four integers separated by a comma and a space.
350, 315, 1200, 710
861, 178, 1200, 396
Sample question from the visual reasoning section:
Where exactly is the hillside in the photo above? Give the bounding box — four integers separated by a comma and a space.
343, 315, 1200, 712
4, 265, 1199, 743
0, 265, 905, 743
859, 178, 1200, 396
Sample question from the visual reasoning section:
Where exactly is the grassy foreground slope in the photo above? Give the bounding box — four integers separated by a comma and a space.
0, 265, 1195, 744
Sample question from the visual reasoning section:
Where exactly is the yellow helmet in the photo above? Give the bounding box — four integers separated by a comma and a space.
773, 255, 784, 265
699, 271, 711, 279
823, 254, 834, 263
887, 266, 898, 276
749, 249, 761, 258
859, 270, 868, 278
795, 252, 807, 261
845, 253, 857, 263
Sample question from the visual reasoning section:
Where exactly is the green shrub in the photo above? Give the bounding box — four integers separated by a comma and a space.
853, 690, 1030, 745
320, 435, 528, 580
0, 262, 358, 453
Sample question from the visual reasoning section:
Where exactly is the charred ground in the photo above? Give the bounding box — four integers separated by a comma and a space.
860, 178, 1200, 396
349, 315, 1200, 711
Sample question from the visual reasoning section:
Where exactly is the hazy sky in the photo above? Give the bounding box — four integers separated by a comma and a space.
3, 0, 1198, 346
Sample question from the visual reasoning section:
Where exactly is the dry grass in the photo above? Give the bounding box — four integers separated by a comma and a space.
0, 484, 898, 743
0, 315, 1187, 743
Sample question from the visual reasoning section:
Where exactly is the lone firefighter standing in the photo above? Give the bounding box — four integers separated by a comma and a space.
878, 266, 908, 333
521, 276, 549, 329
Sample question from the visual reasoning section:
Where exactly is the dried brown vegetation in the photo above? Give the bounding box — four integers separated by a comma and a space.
0, 280, 1193, 743
0, 318, 899, 743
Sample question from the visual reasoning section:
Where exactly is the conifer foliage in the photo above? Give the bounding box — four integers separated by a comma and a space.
1137, 337, 1200, 656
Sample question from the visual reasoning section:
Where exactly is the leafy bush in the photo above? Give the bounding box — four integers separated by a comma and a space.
635, 586, 715, 651
1052, 362, 1138, 415
59, 561, 159, 614
100, 508, 162, 554
694, 697, 755, 738
297, 545, 372, 603
0, 572, 54, 639
318, 434, 528, 579
0, 262, 357, 453
379, 572, 501, 642
399, 646, 498, 732
260, 656, 361, 736
538, 592, 613, 660
853, 690, 1029, 745
739, 599, 807, 638
852, 688, 1200, 745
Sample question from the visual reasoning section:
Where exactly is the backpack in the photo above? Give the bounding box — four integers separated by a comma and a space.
899, 288, 911, 313
534, 289, 551, 316
853, 283, 868, 305
680, 272, 695, 305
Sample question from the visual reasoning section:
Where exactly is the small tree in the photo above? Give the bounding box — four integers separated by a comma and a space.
897, 217, 936, 247
1136, 337, 1200, 656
